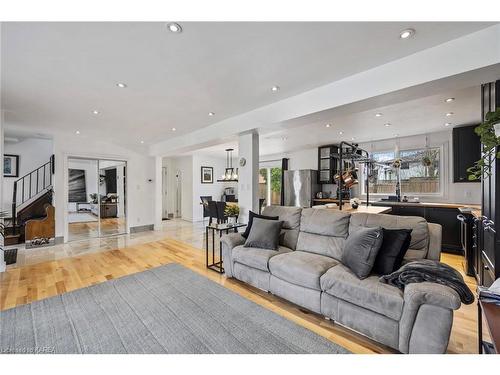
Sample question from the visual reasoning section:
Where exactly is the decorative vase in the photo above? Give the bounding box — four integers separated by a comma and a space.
228, 216, 237, 225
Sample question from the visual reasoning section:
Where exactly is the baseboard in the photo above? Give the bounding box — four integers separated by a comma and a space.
130, 224, 154, 233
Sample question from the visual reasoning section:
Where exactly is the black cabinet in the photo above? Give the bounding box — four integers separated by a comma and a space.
453, 124, 481, 183
478, 80, 500, 287
425, 207, 462, 253
372, 202, 462, 253
317, 145, 339, 184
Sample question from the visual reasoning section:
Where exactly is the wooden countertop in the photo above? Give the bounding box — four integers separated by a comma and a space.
325, 204, 391, 214
312, 198, 339, 203
371, 201, 481, 210
480, 300, 500, 353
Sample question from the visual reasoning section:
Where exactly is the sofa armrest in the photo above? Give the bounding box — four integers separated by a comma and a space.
399, 282, 461, 353
220, 233, 246, 277
404, 282, 461, 310
427, 223, 442, 261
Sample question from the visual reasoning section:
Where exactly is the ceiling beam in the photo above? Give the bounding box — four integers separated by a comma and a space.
150, 24, 500, 157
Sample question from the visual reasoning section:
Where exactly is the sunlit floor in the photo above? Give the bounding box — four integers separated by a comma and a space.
10, 218, 208, 268
68, 216, 127, 242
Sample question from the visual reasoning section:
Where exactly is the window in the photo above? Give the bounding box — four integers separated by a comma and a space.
364, 147, 441, 195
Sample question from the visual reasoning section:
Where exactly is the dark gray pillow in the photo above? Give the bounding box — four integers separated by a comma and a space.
342, 226, 384, 279
244, 217, 283, 250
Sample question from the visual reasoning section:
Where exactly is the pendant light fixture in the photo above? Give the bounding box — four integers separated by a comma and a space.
217, 148, 239, 182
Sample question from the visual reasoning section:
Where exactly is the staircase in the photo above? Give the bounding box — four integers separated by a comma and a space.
5, 155, 55, 245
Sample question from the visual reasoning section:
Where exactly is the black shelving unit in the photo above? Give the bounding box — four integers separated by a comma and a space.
330, 141, 371, 210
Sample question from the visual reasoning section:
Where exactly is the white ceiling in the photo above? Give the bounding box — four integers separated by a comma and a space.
1, 22, 495, 151
185, 82, 484, 157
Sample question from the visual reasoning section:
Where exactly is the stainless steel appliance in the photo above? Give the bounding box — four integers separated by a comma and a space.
283, 170, 320, 208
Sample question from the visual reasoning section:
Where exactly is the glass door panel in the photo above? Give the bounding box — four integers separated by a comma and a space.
67, 157, 99, 241
98, 159, 127, 237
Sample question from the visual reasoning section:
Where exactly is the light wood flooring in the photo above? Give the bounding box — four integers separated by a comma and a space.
68, 217, 127, 242
0, 220, 479, 354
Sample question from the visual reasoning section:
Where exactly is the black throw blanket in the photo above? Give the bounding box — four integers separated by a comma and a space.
379, 259, 474, 305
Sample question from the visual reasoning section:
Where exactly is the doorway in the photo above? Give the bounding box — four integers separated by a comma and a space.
67, 157, 127, 242
162, 166, 168, 220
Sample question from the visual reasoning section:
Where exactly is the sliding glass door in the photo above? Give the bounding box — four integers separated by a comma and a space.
67, 157, 127, 242
98, 159, 127, 237
259, 160, 283, 207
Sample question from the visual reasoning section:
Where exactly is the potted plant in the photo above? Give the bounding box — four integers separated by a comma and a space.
224, 205, 240, 225
467, 108, 500, 181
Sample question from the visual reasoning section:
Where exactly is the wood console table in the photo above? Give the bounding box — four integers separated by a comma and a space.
478, 299, 500, 353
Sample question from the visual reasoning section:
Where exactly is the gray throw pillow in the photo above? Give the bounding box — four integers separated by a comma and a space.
342, 226, 384, 279
244, 217, 284, 250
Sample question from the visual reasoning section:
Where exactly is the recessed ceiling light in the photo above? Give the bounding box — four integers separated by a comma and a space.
445, 98, 455, 103
92, 110, 99, 115
208, 112, 215, 116
394, 133, 400, 137
384, 123, 391, 127
171, 127, 177, 131
446, 112, 454, 117
271, 85, 280, 92
375, 113, 383, 117
351, 137, 355, 141
75, 130, 80, 135
140, 140, 145, 144
166, 22, 182, 33
116, 83, 127, 88
399, 28, 415, 39
445, 123, 452, 127
325, 124, 331, 128
339, 131, 343, 135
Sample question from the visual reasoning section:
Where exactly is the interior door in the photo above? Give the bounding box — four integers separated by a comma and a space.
162, 167, 168, 219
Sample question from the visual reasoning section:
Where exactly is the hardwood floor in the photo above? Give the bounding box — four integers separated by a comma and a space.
68, 217, 127, 241
0, 225, 479, 354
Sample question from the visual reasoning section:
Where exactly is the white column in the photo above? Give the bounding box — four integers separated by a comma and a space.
238, 132, 259, 223
153, 156, 163, 230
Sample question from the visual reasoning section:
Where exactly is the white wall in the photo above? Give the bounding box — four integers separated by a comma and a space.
192, 154, 237, 222
264, 129, 481, 205
162, 154, 238, 222
53, 133, 156, 240
3, 138, 53, 209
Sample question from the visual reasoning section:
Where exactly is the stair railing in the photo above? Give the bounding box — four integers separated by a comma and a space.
11, 155, 55, 234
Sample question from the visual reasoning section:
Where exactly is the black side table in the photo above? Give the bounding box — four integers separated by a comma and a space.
205, 222, 247, 274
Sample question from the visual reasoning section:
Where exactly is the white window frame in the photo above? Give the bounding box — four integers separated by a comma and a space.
361, 144, 445, 198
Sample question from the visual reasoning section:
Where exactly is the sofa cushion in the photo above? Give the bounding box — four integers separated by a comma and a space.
296, 208, 350, 259
262, 206, 302, 250
349, 212, 429, 260
232, 245, 292, 272
268, 251, 339, 290
244, 218, 283, 250
342, 226, 384, 279
372, 228, 412, 275
241, 211, 278, 238
320, 264, 404, 320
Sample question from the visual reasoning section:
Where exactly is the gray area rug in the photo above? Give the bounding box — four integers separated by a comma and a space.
0, 263, 349, 354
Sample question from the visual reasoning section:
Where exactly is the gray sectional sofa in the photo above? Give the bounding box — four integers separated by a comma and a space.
221, 206, 462, 354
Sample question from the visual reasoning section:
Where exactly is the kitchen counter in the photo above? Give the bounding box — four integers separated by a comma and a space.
312, 198, 339, 203
371, 201, 481, 210
325, 204, 391, 214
